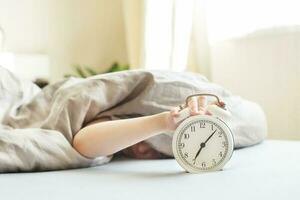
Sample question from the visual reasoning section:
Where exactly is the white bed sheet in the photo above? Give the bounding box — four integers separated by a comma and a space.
0, 140, 299, 200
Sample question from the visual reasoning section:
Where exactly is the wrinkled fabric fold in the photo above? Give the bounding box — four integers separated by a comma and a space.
0, 66, 267, 172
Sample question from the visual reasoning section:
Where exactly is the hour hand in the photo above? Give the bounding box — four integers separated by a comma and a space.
193, 143, 205, 163
193, 130, 218, 165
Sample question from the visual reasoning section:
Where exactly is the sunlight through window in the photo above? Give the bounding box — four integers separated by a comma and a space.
205, 0, 300, 42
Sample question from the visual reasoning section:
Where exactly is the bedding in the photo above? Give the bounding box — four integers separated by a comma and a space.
0, 140, 299, 200
0, 66, 267, 172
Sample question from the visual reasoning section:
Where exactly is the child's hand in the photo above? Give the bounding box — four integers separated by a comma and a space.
165, 96, 209, 131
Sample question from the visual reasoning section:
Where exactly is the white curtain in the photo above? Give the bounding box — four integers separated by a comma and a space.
123, 0, 300, 140
205, 0, 300, 43
123, 0, 200, 72
122, 0, 143, 70
205, 0, 300, 140
0, 25, 4, 52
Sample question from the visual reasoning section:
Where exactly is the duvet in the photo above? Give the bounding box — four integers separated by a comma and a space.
0, 66, 267, 172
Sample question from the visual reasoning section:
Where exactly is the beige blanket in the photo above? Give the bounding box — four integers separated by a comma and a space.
0, 66, 267, 172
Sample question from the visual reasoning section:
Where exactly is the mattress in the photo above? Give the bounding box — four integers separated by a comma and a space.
0, 140, 299, 200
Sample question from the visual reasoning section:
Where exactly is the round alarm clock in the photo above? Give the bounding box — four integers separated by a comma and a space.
172, 94, 234, 173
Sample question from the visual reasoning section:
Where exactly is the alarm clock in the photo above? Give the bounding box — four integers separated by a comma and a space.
172, 94, 234, 173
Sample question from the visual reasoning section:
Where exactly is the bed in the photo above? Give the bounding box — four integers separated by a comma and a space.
0, 140, 299, 200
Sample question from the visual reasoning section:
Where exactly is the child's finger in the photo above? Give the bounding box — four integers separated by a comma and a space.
197, 96, 207, 115
209, 100, 225, 107
188, 96, 199, 115
197, 96, 207, 108
205, 110, 212, 115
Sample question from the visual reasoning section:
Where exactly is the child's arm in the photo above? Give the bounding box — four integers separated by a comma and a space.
72, 96, 206, 159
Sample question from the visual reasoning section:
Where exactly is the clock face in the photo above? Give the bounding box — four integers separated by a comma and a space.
173, 115, 234, 172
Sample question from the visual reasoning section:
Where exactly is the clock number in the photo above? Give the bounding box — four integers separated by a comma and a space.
222, 141, 227, 148
211, 124, 214, 131
184, 133, 190, 139
200, 122, 205, 128
219, 151, 223, 157
218, 132, 222, 137
184, 152, 189, 158
201, 162, 206, 168
179, 143, 185, 148
212, 159, 217, 165
191, 126, 196, 132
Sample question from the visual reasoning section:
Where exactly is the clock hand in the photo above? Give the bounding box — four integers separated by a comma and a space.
193, 143, 205, 164
204, 129, 217, 144
193, 129, 217, 164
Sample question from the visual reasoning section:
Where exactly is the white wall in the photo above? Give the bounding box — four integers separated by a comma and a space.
0, 0, 128, 82
210, 28, 300, 140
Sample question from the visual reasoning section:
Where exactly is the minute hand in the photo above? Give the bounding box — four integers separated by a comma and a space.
193, 129, 217, 162
204, 129, 217, 144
